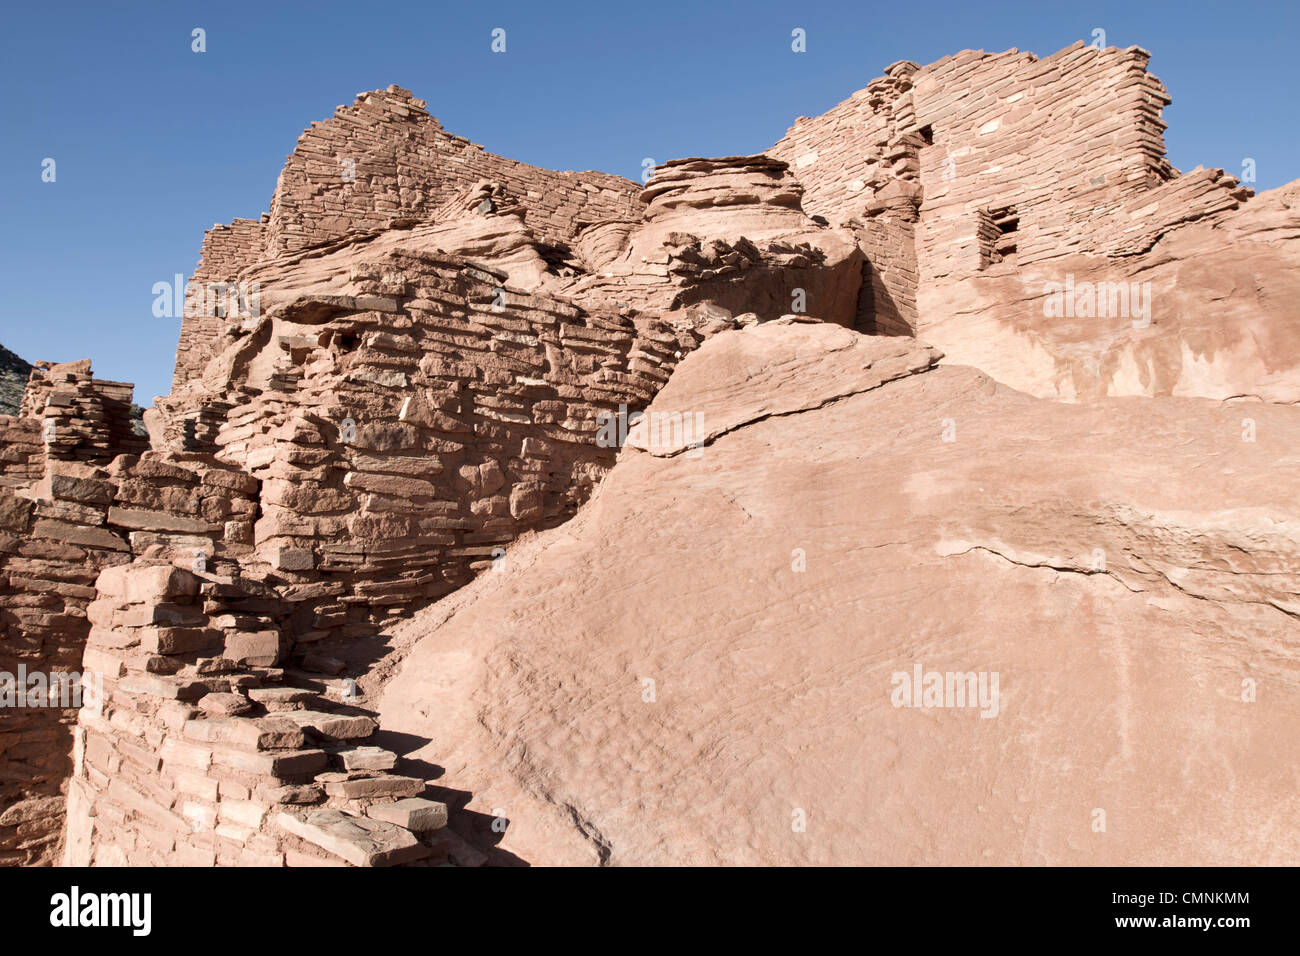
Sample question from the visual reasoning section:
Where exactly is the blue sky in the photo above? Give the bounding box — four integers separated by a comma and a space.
1, 0, 1296, 407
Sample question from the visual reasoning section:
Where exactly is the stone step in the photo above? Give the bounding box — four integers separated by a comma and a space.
247, 686, 319, 712
281, 709, 377, 740
315, 771, 424, 800
366, 797, 447, 832
275, 809, 431, 867
329, 745, 397, 771
181, 716, 306, 751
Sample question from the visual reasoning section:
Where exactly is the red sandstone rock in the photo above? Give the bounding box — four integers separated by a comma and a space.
378, 322, 1300, 865
2, 38, 1297, 868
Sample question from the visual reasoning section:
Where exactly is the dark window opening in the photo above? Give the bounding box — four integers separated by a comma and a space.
336, 333, 359, 351
918, 125, 934, 146
979, 204, 1019, 268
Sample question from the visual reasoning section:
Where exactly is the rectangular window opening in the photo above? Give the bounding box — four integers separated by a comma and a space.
979, 204, 1019, 268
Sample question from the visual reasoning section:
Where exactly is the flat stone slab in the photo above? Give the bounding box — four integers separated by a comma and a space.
275, 809, 431, 867
317, 773, 424, 800
106, 507, 219, 534
330, 745, 398, 771
367, 797, 447, 832
183, 716, 306, 751
281, 710, 377, 740
247, 687, 318, 711
211, 747, 328, 779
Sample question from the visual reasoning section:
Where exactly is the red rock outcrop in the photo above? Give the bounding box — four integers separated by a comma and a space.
379, 321, 1300, 864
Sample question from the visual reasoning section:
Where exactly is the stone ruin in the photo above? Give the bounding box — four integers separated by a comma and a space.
1, 40, 1297, 866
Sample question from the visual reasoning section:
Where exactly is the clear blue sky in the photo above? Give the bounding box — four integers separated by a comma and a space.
1, 0, 1296, 407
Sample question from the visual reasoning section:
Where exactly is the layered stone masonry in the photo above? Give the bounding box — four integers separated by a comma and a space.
769, 42, 1254, 327
200, 250, 701, 649
64, 563, 463, 867
174, 86, 643, 390
0, 418, 43, 484
0, 362, 261, 864
19, 360, 147, 464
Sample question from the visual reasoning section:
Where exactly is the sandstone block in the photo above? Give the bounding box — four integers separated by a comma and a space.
210, 747, 327, 779
318, 774, 425, 800
224, 630, 285, 667
282, 710, 376, 740
196, 692, 253, 717
366, 797, 447, 832
274, 809, 431, 867
330, 745, 398, 771
247, 687, 318, 711
139, 625, 223, 656
508, 484, 544, 522
183, 716, 305, 750
269, 547, 314, 571
106, 507, 218, 534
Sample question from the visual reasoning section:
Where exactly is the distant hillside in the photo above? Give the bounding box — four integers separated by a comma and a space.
0, 343, 147, 436
0, 343, 32, 416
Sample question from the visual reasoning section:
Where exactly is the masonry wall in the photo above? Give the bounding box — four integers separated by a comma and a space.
0, 482, 124, 865
0, 418, 43, 483
906, 43, 1246, 279
63, 562, 464, 868
0, 359, 265, 864
264, 87, 642, 257
0, 451, 263, 865
172, 87, 644, 392
172, 219, 268, 393
770, 42, 1252, 327
195, 249, 698, 655
19, 361, 147, 462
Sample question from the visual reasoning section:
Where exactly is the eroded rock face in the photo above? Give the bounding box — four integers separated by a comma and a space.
378, 322, 1300, 865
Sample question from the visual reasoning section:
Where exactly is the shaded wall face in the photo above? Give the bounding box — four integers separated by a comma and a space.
0, 487, 119, 866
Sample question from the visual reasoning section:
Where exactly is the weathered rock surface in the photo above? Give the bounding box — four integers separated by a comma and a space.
378, 323, 1300, 865
916, 180, 1300, 403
